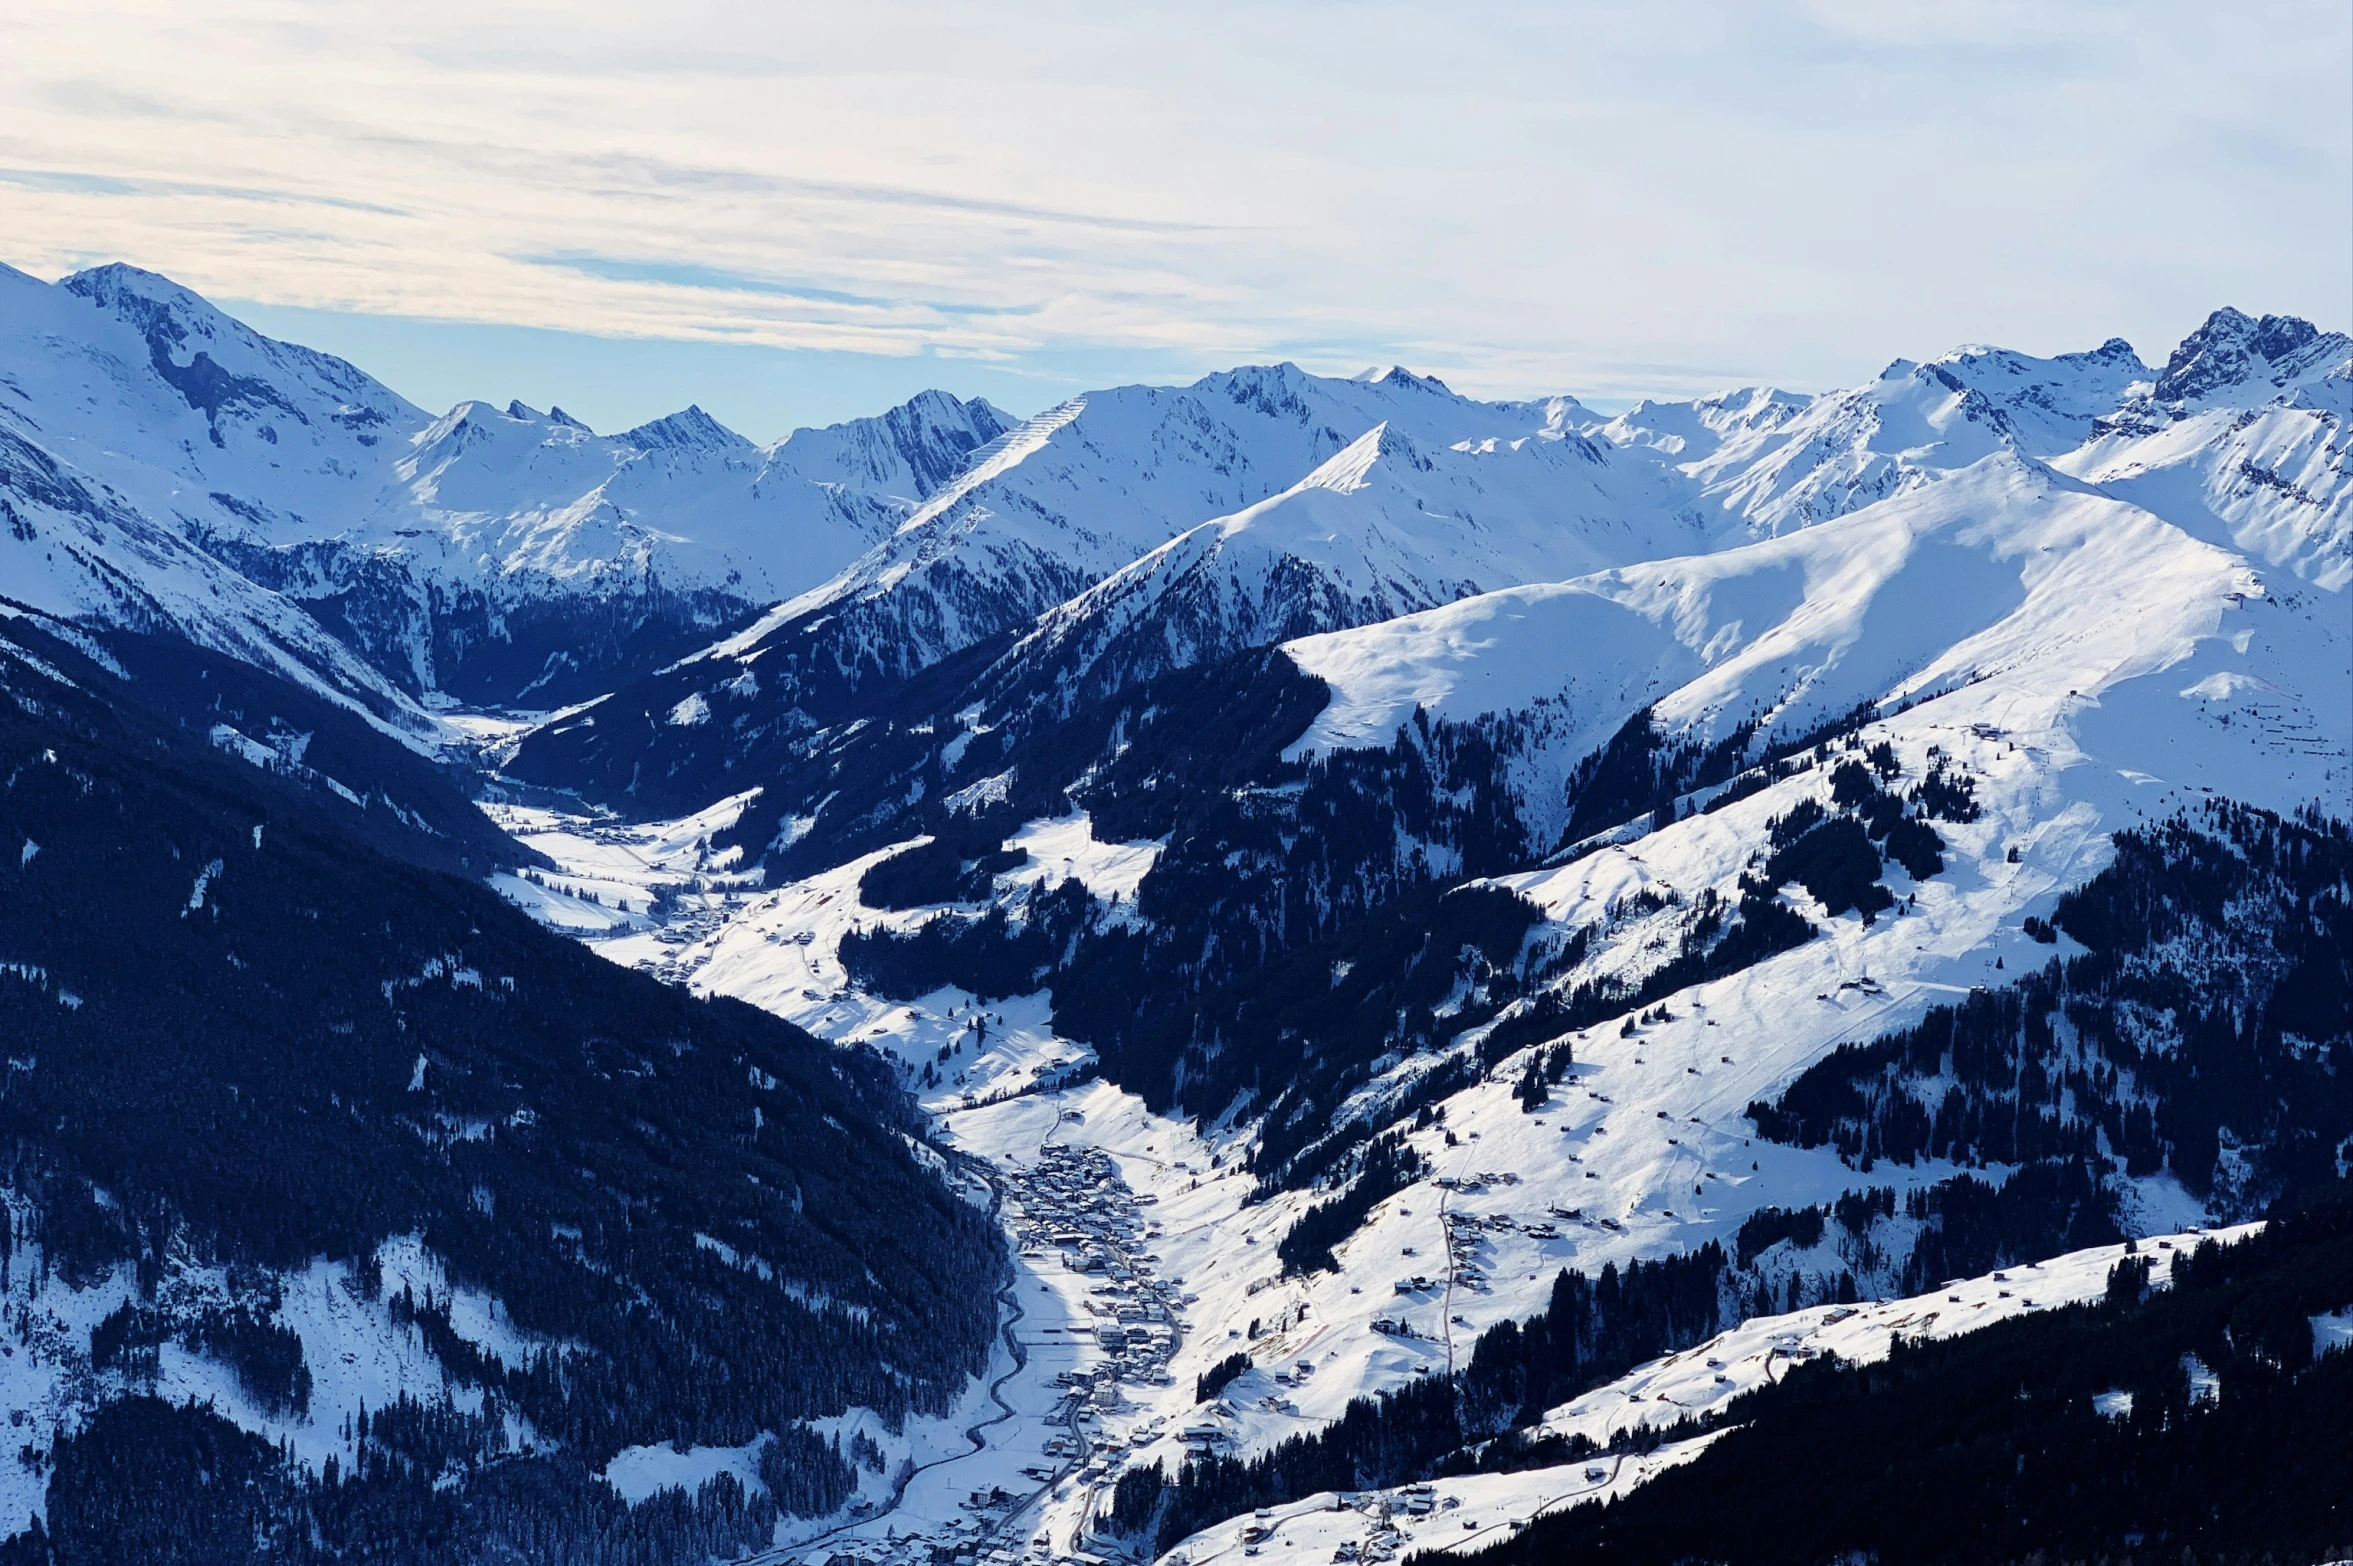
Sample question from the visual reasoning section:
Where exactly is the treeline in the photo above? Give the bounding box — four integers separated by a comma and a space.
1277, 1134, 1426, 1276
1195, 1352, 1251, 1404
1752, 800, 2352, 1215
807, 645, 1558, 1203
95, 629, 528, 878
1457, 1176, 2353, 1566
1122, 1142, 2188, 1555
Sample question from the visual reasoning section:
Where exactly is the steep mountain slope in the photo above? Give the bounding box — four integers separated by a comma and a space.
20, 606, 528, 878
1462, 1187, 2353, 1566
0, 265, 430, 732
721, 363, 1604, 672
0, 610, 1003, 1555
993, 420, 1698, 709
1288, 448, 2342, 819
2056, 307, 2353, 590
230, 387, 1014, 706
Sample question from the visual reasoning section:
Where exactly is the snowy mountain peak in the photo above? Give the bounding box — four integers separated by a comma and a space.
2155, 307, 2347, 404
1200, 361, 1328, 422
61, 261, 235, 334
1930, 336, 2149, 380
1915, 338, 2153, 455
1298, 421, 1424, 493
1374, 365, 1452, 394
620, 404, 753, 452
811, 388, 1018, 496
52, 262, 415, 453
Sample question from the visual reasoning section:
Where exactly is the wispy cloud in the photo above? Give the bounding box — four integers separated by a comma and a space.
0, 0, 2344, 404
520, 253, 1046, 319
0, 165, 409, 215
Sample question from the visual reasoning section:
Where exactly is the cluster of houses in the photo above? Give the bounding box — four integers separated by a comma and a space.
1006, 1143, 1184, 1390
1004, 1144, 1194, 1518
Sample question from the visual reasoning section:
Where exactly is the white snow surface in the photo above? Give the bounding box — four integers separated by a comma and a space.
1287, 451, 2344, 854
997, 814, 1162, 910
991, 419, 1701, 694
661, 311, 2345, 744
0, 265, 439, 735
1532, 1223, 2259, 1450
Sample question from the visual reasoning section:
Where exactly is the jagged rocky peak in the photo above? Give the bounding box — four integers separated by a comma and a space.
886, 385, 1008, 430
415, 398, 500, 443
1910, 336, 2154, 453
58, 262, 375, 397
759, 387, 1018, 500
2074, 335, 2145, 366
2156, 306, 2342, 403
1205, 360, 1324, 417
1930, 335, 2148, 381
499, 399, 596, 437
620, 403, 753, 452
869, 388, 1018, 493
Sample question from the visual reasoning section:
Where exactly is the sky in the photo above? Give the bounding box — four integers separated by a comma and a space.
2, 0, 2347, 442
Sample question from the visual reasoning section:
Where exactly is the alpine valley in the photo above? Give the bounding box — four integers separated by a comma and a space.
0, 259, 2346, 1565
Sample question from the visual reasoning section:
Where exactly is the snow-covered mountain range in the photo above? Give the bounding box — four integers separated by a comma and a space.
0, 261, 2346, 1565
0, 261, 1015, 712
